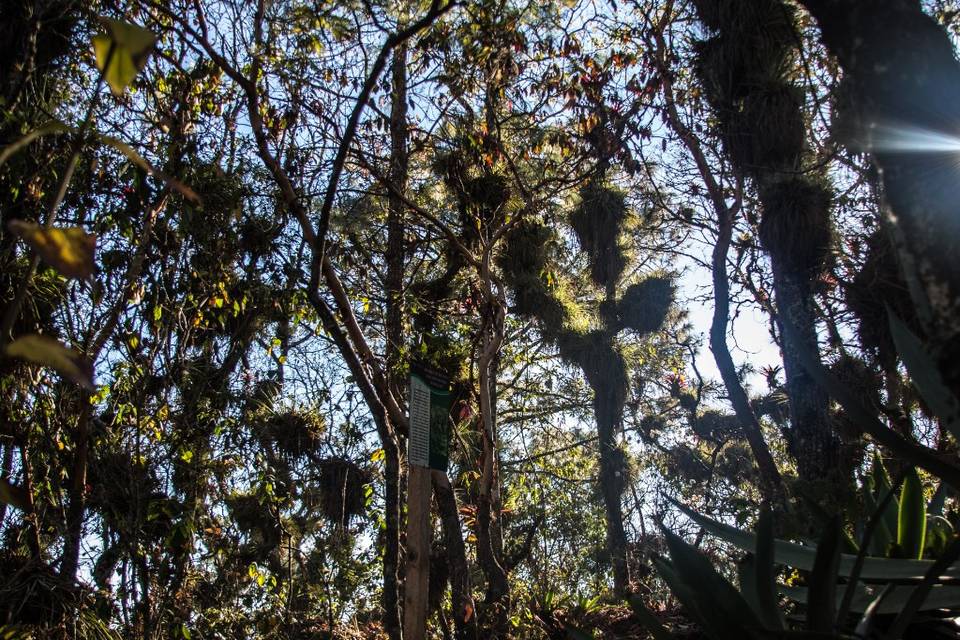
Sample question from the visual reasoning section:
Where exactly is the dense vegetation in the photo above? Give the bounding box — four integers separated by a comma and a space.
2, 0, 960, 638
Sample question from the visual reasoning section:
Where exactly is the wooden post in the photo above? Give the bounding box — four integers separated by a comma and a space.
403, 464, 432, 640
404, 368, 436, 639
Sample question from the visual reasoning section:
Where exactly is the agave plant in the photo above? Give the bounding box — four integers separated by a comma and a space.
630, 477, 960, 640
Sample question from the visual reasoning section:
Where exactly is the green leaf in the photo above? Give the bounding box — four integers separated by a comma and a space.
8, 220, 96, 279
806, 517, 841, 632
784, 583, 960, 615
870, 453, 900, 545
888, 308, 960, 440
660, 525, 764, 637
93, 18, 157, 96
671, 498, 959, 581
5, 334, 94, 390
651, 556, 714, 635
898, 467, 927, 559
861, 478, 893, 556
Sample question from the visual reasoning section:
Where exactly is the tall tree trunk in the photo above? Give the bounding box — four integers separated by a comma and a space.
60, 390, 91, 581
691, 0, 843, 498
476, 280, 509, 636
709, 207, 786, 502
768, 265, 837, 480
649, 19, 785, 503
594, 396, 630, 595
382, 40, 409, 640
433, 470, 479, 640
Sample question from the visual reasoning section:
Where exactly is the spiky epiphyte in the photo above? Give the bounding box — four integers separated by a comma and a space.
669, 444, 711, 483
464, 174, 511, 219
556, 330, 630, 424
569, 181, 630, 288
317, 457, 371, 525
257, 409, 325, 460
758, 177, 835, 278
615, 276, 676, 334
692, 410, 740, 441
603, 445, 636, 498
497, 219, 553, 290
498, 218, 579, 337
692, 0, 798, 103
726, 84, 806, 170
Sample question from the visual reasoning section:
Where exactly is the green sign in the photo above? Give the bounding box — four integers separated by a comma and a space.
408, 364, 451, 471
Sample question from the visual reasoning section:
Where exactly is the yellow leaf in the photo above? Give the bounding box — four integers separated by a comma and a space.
9, 220, 96, 279
93, 18, 157, 96
5, 334, 94, 390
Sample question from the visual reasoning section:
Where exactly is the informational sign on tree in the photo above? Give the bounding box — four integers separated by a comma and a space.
407, 362, 451, 471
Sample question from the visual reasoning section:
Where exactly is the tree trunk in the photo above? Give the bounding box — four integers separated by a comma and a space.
475, 281, 509, 636
769, 265, 839, 482
689, 0, 843, 497
433, 470, 479, 640
60, 389, 91, 581
382, 39, 409, 640
649, 19, 786, 504
598, 423, 630, 594
709, 207, 785, 502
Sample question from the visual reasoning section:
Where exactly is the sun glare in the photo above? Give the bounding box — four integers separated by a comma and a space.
866, 122, 960, 154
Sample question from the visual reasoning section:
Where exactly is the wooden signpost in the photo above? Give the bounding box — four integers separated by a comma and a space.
403, 364, 451, 640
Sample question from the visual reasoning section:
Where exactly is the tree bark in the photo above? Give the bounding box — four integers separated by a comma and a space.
689, 0, 842, 493
59, 389, 91, 581
433, 470, 479, 640
710, 208, 786, 502
595, 406, 630, 595
382, 40, 409, 640
768, 264, 838, 481
475, 262, 509, 635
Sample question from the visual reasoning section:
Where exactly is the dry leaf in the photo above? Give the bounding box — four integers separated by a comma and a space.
9, 220, 96, 279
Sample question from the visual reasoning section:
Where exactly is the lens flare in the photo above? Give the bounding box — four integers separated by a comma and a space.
865, 122, 960, 154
